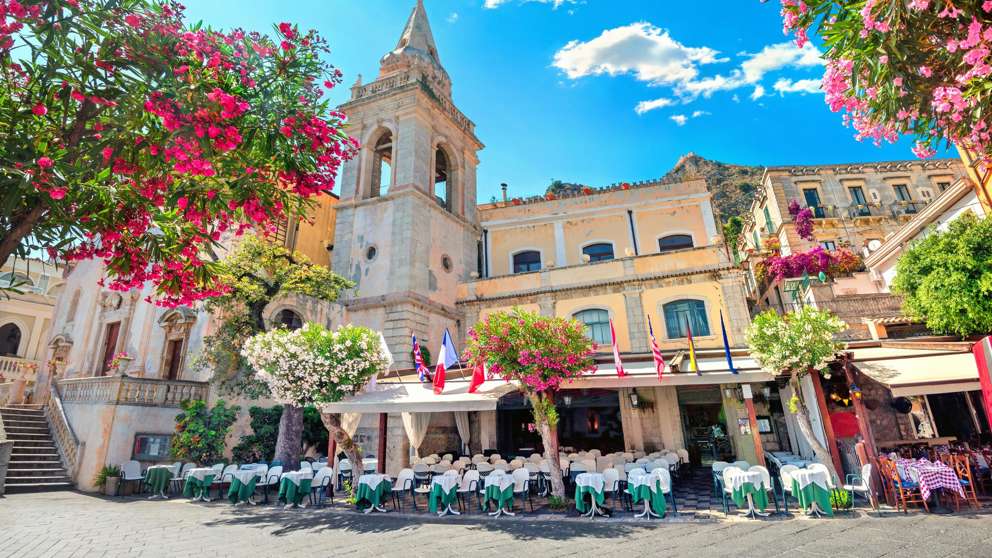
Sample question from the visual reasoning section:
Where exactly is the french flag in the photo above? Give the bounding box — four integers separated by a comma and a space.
433, 329, 460, 395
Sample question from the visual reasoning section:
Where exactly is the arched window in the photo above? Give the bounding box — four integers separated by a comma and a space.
434, 147, 452, 211
0, 323, 21, 356
276, 309, 304, 330
582, 243, 614, 262
662, 300, 710, 338
573, 309, 610, 345
658, 234, 694, 253
369, 131, 392, 198
512, 251, 541, 274
0, 272, 33, 288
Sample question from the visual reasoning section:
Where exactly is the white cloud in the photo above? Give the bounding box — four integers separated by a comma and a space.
691, 110, 710, 118
634, 97, 675, 115
552, 22, 726, 87
772, 77, 823, 95
484, 0, 577, 8
447, 12, 459, 23
731, 94, 740, 103
740, 42, 822, 84
670, 114, 688, 126
750, 84, 765, 100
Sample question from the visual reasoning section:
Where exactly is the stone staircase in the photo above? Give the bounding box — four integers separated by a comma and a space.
1, 405, 73, 493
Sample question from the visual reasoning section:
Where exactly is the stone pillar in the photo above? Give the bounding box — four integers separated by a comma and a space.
622, 288, 648, 352
618, 388, 644, 451
478, 410, 497, 451
653, 386, 684, 450
718, 272, 751, 346
553, 221, 566, 267
537, 294, 555, 317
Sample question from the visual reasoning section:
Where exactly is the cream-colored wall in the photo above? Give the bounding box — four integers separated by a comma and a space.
488, 223, 556, 277
562, 214, 632, 263
634, 204, 709, 252
641, 282, 733, 349
293, 193, 338, 268
555, 294, 628, 351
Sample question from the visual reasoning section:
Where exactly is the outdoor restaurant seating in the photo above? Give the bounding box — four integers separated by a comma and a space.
257, 465, 283, 504
842, 463, 876, 511
310, 466, 335, 507
120, 460, 145, 496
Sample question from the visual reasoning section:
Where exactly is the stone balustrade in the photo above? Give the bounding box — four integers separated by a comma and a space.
47, 383, 84, 480
57, 375, 209, 408
0, 355, 41, 379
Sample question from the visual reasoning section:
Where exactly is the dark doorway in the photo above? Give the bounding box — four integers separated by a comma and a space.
928, 392, 981, 442
496, 389, 623, 456
0, 323, 21, 356
678, 386, 731, 464
100, 322, 120, 375
163, 339, 184, 380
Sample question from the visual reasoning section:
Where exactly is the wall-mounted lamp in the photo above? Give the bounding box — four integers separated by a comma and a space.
562, 394, 573, 407
724, 386, 743, 402
762, 386, 772, 400
628, 389, 640, 409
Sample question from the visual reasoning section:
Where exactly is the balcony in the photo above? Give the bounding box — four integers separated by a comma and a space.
847, 204, 875, 218
889, 201, 929, 217
806, 205, 841, 219
57, 376, 209, 408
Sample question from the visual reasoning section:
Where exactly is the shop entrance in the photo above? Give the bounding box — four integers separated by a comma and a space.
496, 389, 623, 456
678, 386, 732, 465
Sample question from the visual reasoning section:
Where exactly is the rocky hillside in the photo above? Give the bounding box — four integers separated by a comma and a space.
659, 152, 763, 220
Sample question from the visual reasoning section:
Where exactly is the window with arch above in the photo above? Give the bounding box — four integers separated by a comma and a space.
582, 243, 614, 262
573, 309, 610, 345
512, 251, 541, 274
0, 272, 33, 289
658, 234, 694, 253
276, 309, 304, 330
369, 131, 392, 198
663, 299, 710, 338
434, 147, 452, 211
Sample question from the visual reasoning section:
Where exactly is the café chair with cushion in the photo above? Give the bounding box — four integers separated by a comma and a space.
511, 468, 534, 513
951, 454, 981, 510
879, 458, 928, 513
257, 465, 282, 504
413, 463, 431, 487
457, 469, 480, 513
842, 463, 876, 512
391, 468, 416, 511
310, 466, 335, 507
476, 462, 494, 478
120, 460, 145, 496
602, 467, 620, 508
778, 464, 799, 513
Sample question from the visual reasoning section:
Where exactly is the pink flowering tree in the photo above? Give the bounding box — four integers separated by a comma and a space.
463, 308, 597, 499
780, 1, 992, 160
0, 1, 356, 305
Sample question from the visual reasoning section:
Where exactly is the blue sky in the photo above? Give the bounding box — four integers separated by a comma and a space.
183, 0, 952, 203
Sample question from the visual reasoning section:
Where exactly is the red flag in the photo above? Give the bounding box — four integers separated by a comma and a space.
648, 316, 666, 381
974, 336, 992, 432
468, 363, 485, 394
610, 318, 626, 377
433, 360, 446, 395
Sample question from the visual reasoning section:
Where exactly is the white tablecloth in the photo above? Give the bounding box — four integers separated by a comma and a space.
281, 470, 313, 486
575, 472, 605, 492
726, 469, 766, 492
628, 471, 667, 493
358, 473, 390, 491
232, 469, 259, 484
188, 468, 216, 482
791, 468, 830, 491
484, 471, 514, 491
432, 473, 459, 492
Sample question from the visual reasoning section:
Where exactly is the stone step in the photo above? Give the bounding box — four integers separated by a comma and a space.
10, 452, 61, 462
0, 408, 45, 420
6, 467, 68, 478
4, 432, 51, 442
5, 474, 72, 485
11, 441, 58, 451
2, 416, 48, 425
5, 425, 51, 436
3, 481, 73, 494
9, 459, 63, 468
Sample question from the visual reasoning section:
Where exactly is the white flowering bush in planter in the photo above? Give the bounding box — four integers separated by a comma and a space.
242, 322, 392, 491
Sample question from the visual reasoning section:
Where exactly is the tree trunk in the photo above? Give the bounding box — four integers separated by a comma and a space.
789, 374, 839, 481
529, 392, 566, 499
273, 404, 304, 471
0, 203, 47, 268
321, 412, 364, 499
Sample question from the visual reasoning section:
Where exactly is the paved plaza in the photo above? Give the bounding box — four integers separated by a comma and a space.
2, 491, 992, 557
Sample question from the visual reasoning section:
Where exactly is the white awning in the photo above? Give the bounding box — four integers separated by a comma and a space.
320, 379, 518, 413
563, 355, 774, 389
853, 349, 980, 397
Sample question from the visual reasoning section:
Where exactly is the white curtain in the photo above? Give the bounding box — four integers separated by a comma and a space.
341, 413, 363, 437
454, 411, 471, 455
401, 412, 432, 458
478, 410, 497, 452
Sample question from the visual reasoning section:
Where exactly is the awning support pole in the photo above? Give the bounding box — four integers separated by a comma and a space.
811, 371, 845, 477
377, 413, 388, 474
742, 385, 766, 468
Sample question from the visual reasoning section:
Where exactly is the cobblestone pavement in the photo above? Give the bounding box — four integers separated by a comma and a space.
3, 491, 992, 557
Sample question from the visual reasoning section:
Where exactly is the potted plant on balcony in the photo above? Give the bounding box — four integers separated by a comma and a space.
95, 465, 122, 497
108, 352, 133, 377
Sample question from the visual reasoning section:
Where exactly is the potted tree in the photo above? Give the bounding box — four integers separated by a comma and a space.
95, 465, 122, 497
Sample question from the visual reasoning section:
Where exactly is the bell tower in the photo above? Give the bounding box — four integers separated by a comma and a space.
333, 0, 483, 367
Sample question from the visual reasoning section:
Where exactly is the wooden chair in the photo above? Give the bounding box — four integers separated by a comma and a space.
879, 458, 928, 513
951, 454, 981, 510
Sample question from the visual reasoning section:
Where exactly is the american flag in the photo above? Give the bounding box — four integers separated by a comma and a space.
412, 334, 430, 382
648, 316, 665, 381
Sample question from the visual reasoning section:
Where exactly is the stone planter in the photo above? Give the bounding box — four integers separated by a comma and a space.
115, 357, 134, 377
104, 477, 120, 497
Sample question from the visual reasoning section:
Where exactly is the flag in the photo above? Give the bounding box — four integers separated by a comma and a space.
647, 316, 666, 381
720, 310, 738, 374
468, 362, 485, 394
412, 334, 431, 382
610, 318, 626, 377
974, 336, 992, 432
685, 316, 699, 375
433, 329, 460, 395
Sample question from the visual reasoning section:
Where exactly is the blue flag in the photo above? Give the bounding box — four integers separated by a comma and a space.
720, 310, 738, 374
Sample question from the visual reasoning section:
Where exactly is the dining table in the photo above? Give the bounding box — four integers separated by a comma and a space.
144, 465, 174, 500
725, 469, 769, 518
355, 473, 392, 514
428, 472, 461, 516
483, 471, 515, 517
277, 470, 314, 508
574, 472, 607, 518
227, 469, 260, 505
790, 468, 833, 517
183, 468, 217, 502
627, 471, 667, 518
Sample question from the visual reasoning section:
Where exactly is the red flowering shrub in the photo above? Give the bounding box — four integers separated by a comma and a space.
789, 199, 815, 241
0, 1, 356, 306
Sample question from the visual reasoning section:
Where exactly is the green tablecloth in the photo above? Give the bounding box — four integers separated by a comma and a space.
144, 467, 173, 494
355, 479, 392, 508
791, 479, 833, 517
629, 481, 667, 517
277, 477, 313, 506
429, 484, 459, 513
485, 484, 514, 510
227, 475, 258, 504
183, 474, 215, 499
731, 481, 769, 512
574, 485, 604, 513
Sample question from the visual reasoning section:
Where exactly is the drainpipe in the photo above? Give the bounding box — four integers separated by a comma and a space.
627, 210, 640, 255
482, 229, 489, 278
